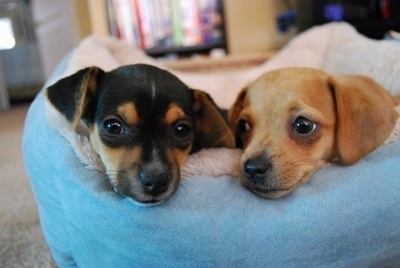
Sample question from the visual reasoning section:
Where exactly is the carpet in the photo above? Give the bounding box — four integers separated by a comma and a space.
0, 104, 56, 267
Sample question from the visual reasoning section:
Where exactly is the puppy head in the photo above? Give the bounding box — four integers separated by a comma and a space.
47, 64, 234, 205
229, 67, 398, 199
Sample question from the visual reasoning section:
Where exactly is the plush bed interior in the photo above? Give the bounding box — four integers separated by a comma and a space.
22, 22, 400, 267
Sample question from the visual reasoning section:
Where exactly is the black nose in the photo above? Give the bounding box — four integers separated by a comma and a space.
244, 156, 272, 184
139, 169, 170, 196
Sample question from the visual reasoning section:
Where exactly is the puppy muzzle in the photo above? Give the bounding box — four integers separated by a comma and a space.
113, 161, 179, 205
242, 154, 291, 199
244, 156, 272, 185
139, 169, 171, 196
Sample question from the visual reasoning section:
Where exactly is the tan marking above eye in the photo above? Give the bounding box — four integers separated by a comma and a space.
118, 102, 139, 125
165, 104, 185, 125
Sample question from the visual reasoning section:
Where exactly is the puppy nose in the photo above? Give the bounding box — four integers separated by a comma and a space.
244, 157, 271, 184
139, 170, 170, 196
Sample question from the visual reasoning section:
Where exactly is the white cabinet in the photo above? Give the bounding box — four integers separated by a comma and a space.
0, 56, 10, 111
31, 0, 80, 78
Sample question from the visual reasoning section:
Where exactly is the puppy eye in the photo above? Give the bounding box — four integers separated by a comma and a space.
293, 116, 317, 135
174, 123, 192, 139
238, 119, 252, 134
103, 118, 125, 135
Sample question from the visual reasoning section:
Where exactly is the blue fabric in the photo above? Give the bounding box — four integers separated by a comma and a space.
23, 59, 400, 267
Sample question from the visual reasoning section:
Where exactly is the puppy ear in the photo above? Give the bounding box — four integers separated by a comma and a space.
46, 67, 104, 130
329, 75, 398, 164
228, 87, 248, 148
191, 90, 235, 152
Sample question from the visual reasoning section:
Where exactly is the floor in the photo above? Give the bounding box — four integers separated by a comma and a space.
0, 104, 30, 197
0, 103, 55, 267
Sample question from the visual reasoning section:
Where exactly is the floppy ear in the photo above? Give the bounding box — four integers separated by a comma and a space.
191, 90, 235, 152
228, 87, 248, 148
329, 75, 398, 164
46, 67, 104, 130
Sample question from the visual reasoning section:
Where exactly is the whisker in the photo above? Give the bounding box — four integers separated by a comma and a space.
287, 157, 315, 166
180, 177, 194, 188
274, 147, 293, 159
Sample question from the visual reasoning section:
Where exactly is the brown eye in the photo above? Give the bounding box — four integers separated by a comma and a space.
174, 123, 192, 139
103, 118, 125, 135
237, 119, 251, 135
293, 116, 316, 135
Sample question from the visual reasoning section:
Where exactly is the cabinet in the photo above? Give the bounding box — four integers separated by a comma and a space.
0, 56, 9, 111
0, 0, 44, 101
31, 0, 81, 78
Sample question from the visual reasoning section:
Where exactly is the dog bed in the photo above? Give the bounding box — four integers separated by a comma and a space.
23, 22, 400, 267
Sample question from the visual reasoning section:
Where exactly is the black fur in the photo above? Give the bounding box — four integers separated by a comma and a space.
46, 64, 234, 204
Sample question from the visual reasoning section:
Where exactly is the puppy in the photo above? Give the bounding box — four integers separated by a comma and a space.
229, 67, 398, 199
46, 64, 234, 205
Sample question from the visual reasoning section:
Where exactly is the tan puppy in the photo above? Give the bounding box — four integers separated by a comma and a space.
229, 67, 398, 199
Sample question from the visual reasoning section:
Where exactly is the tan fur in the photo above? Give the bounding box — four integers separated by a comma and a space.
329, 75, 398, 164
229, 67, 398, 199
171, 147, 191, 171
70, 67, 100, 130
118, 102, 139, 125
90, 125, 130, 176
165, 104, 185, 125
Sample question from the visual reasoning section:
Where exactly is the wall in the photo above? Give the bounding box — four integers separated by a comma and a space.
224, 0, 297, 54
73, 0, 92, 38
85, 0, 109, 37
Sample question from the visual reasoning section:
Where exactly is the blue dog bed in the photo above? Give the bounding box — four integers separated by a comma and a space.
23, 32, 400, 267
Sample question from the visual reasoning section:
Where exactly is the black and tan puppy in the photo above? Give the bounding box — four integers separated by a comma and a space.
46, 64, 234, 205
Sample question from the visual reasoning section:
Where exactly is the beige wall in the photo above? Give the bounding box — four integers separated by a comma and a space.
86, 0, 109, 36
73, 0, 108, 38
73, 0, 92, 38
224, 0, 297, 54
